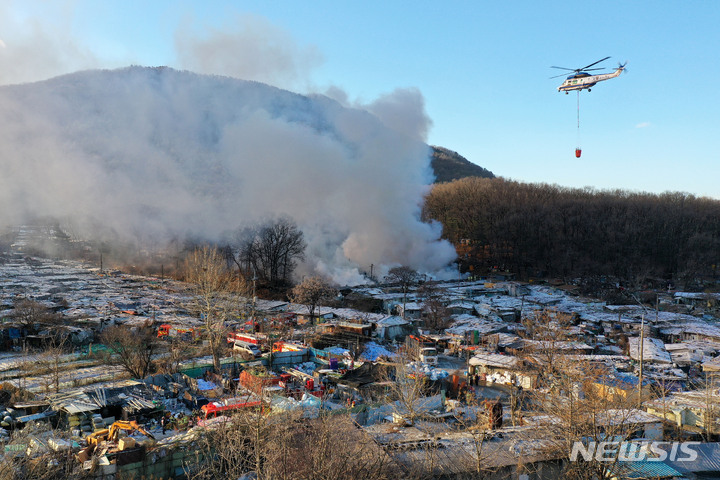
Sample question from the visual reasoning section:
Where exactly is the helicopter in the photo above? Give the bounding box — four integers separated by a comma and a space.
552, 57, 626, 94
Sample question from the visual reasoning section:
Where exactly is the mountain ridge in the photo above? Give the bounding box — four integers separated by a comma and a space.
1, 66, 494, 185
430, 146, 494, 183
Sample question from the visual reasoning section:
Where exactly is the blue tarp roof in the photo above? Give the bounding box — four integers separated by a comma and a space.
598, 372, 650, 389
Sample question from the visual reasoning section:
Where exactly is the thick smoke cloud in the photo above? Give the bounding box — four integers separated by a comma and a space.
175, 14, 323, 91
0, 1, 100, 86
0, 67, 457, 284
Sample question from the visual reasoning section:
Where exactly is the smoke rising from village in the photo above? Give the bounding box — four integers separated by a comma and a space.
0, 67, 457, 284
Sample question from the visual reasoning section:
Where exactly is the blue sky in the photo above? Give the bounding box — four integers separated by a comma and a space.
2, 0, 718, 198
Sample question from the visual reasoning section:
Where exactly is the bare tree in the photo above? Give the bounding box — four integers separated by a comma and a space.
418, 284, 451, 332
231, 216, 306, 289
36, 333, 70, 394
156, 335, 199, 375
524, 354, 649, 480
184, 246, 235, 372
290, 276, 337, 324
101, 321, 157, 379
186, 403, 273, 480
187, 408, 394, 480
265, 413, 395, 480
12, 298, 59, 334
521, 308, 574, 377
0, 424, 90, 480
698, 370, 720, 442
382, 353, 431, 425
385, 266, 422, 320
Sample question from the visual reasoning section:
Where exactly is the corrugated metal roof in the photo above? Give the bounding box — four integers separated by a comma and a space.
62, 400, 100, 414
46, 390, 100, 414
613, 460, 685, 479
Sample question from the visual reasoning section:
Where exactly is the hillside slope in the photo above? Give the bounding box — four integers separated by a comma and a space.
430, 146, 494, 183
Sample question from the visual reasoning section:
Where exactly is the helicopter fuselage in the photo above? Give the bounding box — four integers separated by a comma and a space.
558, 67, 624, 93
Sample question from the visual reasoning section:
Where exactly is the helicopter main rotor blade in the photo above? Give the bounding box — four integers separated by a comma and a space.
550, 67, 606, 79
580, 56, 611, 71
551, 66, 604, 73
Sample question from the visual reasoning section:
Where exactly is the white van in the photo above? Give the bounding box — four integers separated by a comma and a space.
233, 341, 261, 358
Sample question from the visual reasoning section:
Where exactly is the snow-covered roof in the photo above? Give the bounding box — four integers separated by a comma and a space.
522, 339, 593, 351
256, 299, 288, 311
674, 292, 720, 300
469, 353, 521, 369
447, 301, 475, 310
400, 302, 423, 311
664, 341, 720, 355
702, 355, 720, 372
628, 337, 672, 363
445, 314, 506, 335
644, 388, 720, 410
375, 315, 409, 327
596, 408, 663, 426
660, 321, 720, 340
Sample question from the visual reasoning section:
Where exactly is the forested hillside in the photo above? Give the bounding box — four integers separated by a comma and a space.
423, 177, 720, 290
430, 146, 495, 183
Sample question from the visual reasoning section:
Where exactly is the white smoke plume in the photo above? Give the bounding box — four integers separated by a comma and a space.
0, 67, 457, 284
0, 1, 101, 86
175, 14, 323, 92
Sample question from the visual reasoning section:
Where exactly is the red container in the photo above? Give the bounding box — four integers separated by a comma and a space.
575, 148, 582, 158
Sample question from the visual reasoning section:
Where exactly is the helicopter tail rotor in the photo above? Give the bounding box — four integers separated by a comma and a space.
618, 61, 628, 73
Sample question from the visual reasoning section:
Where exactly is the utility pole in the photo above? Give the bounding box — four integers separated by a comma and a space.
251, 273, 257, 324
638, 313, 645, 404
629, 291, 649, 406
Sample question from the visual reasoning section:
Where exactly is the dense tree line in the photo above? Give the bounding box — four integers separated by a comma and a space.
423, 177, 720, 289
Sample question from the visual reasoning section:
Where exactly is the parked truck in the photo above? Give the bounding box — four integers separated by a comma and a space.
157, 324, 200, 342
405, 334, 439, 365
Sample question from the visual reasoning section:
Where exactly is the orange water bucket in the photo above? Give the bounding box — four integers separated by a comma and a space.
575, 148, 582, 158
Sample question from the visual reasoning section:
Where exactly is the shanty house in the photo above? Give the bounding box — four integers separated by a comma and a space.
374, 316, 410, 342
468, 353, 538, 390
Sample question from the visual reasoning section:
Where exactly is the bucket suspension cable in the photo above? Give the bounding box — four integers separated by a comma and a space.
577, 90, 580, 130
575, 90, 582, 158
